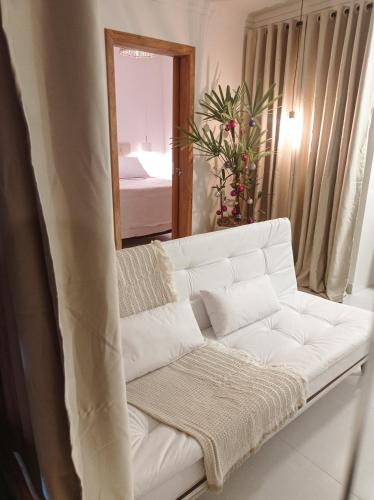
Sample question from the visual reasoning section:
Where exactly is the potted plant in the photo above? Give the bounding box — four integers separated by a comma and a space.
175, 82, 278, 227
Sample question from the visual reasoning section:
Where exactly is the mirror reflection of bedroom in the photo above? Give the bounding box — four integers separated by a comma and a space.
114, 48, 173, 248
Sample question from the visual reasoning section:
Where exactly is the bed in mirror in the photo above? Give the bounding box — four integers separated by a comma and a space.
105, 30, 195, 249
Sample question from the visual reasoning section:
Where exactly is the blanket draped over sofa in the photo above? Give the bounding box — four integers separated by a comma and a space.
117, 240, 176, 317
127, 341, 306, 491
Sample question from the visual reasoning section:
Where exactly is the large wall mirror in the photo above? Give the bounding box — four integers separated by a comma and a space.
105, 30, 195, 250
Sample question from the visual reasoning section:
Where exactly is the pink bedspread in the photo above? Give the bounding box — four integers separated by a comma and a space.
120, 177, 172, 238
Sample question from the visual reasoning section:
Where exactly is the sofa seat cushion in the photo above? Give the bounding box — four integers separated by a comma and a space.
129, 404, 204, 499
209, 291, 372, 396
129, 290, 372, 498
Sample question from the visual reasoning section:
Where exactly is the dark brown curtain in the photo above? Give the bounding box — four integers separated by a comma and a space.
0, 14, 81, 500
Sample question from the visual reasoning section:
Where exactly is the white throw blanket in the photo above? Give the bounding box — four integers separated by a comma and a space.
127, 341, 306, 491
116, 241, 176, 317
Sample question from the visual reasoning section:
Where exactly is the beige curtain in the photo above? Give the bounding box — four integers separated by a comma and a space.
245, 1, 374, 300
1, 1, 133, 499
0, 17, 80, 497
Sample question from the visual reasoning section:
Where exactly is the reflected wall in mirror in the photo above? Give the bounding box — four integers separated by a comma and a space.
105, 30, 195, 250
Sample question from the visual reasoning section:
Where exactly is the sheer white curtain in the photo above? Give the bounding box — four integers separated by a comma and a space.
245, 1, 374, 300
1, 0, 133, 498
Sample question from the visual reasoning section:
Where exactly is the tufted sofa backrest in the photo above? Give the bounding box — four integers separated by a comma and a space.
162, 218, 297, 331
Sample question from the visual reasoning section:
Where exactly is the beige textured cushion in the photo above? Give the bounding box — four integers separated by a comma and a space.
117, 241, 177, 317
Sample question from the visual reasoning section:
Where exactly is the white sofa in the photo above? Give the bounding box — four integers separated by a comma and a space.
128, 218, 373, 500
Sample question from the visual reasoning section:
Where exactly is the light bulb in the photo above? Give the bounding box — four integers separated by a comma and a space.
287, 112, 297, 136
282, 109, 303, 151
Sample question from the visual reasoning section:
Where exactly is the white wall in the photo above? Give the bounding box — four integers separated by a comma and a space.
114, 50, 173, 154
99, 0, 268, 233
349, 119, 374, 292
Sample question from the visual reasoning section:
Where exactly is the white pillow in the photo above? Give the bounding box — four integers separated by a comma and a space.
118, 156, 148, 179
121, 300, 205, 382
201, 275, 281, 338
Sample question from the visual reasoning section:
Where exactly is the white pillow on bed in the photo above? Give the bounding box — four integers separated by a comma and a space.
201, 275, 281, 338
118, 156, 148, 179
121, 300, 205, 382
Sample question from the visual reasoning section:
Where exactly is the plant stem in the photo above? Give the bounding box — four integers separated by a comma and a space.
230, 128, 241, 219
220, 191, 224, 222
235, 170, 240, 217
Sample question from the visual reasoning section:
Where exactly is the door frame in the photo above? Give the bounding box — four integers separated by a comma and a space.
104, 29, 195, 249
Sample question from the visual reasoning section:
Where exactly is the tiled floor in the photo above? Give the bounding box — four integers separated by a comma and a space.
200, 372, 372, 500
200, 288, 374, 500
344, 287, 374, 311
352, 391, 374, 500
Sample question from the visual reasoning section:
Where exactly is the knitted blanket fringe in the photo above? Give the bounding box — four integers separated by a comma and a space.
127, 342, 306, 491
151, 240, 177, 299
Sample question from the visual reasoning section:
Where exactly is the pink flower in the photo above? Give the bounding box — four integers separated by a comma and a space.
226, 119, 236, 130
232, 208, 237, 216
230, 189, 236, 197
238, 185, 245, 193
216, 209, 221, 215
222, 205, 227, 212
247, 216, 254, 224
242, 153, 249, 162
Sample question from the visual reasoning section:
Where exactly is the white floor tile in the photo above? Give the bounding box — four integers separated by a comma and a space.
351, 408, 374, 500
199, 374, 369, 500
277, 375, 362, 484
199, 436, 356, 500
344, 287, 374, 312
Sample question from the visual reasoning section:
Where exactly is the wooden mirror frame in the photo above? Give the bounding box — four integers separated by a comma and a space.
105, 30, 195, 249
